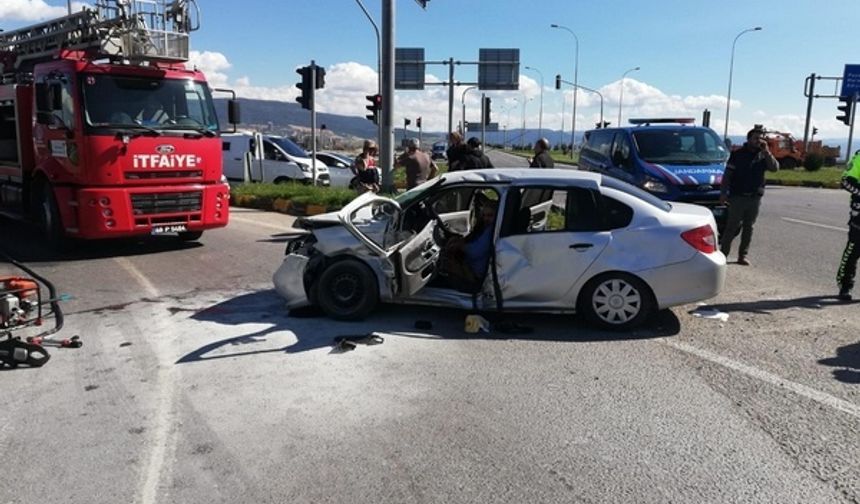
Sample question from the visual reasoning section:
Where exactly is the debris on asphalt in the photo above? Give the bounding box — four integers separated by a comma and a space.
689, 306, 730, 322
332, 333, 385, 353
464, 314, 491, 334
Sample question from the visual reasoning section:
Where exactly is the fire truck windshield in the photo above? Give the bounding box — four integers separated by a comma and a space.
82, 74, 219, 134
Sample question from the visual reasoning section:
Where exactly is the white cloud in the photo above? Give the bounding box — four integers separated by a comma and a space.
0, 0, 89, 21
184, 51, 852, 139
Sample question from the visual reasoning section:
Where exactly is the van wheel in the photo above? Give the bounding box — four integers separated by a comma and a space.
578, 272, 654, 330
178, 231, 203, 241
317, 259, 378, 320
273, 177, 294, 185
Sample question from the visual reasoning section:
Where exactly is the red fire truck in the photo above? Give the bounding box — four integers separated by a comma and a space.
0, 0, 235, 247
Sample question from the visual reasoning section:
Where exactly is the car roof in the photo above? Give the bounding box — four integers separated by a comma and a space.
442, 168, 603, 185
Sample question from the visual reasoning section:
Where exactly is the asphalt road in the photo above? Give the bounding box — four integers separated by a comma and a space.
1, 184, 858, 504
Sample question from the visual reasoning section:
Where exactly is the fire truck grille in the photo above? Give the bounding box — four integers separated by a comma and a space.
125, 170, 203, 180
131, 191, 202, 215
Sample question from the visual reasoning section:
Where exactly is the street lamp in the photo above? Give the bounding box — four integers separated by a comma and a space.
524, 65, 544, 140
521, 95, 533, 149
551, 23, 578, 148
617, 66, 640, 127
724, 26, 762, 141
461, 86, 478, 135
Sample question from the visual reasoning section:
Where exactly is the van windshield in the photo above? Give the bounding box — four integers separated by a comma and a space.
269, 137, 309, 158
632, 128, 728, 165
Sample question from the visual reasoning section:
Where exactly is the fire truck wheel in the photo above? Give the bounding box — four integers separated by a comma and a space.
778, 157, 797, 170
37, 183, 67, 250
178, 231, 203, 241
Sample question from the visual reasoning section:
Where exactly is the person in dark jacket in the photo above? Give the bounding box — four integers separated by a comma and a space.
460, 137, 494, 170
836, 150, 860, 300
446, 131, 468, 172
528, 138, 554, 168
718, 126, 779, 265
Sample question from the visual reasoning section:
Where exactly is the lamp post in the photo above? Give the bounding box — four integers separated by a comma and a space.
724, 26, 762, 141
503, 101, 517, 149
551, 23, 578, 149
461, 86, 478, 135
524, 65, 544, 140
353, 0, 381, 141
617, 66, 640, 127
520, 95, 533, 149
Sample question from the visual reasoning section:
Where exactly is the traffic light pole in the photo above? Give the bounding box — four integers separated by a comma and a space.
848, 96, 857, 164
380, 0, 395, 192
310, 61, 318, 183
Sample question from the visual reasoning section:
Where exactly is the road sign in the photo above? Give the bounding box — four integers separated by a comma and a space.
840, 64, 860, 98
478, 48, 519, 90
395, 47, 425, 90
465, 121, 498, 132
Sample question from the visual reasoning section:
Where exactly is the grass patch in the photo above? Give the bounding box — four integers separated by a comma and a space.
231, 182, 355, 209
767, 167, 843, 187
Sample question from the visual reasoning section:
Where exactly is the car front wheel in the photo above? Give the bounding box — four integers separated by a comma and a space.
579, 273, 654, 330
317, 259, 379, 320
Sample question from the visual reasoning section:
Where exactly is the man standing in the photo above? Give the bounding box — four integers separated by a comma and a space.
446, 132, 468, 172
352, 139, 380, 193
461, 137, 494, 170
836, 150, 860, 300
396, 138, 438, 189
719, 126, 779, 265
528, 138, 554, 168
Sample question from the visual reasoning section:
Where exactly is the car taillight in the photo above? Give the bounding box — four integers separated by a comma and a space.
681, 225, 717, 254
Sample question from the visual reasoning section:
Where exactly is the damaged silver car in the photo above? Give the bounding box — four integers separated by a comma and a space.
273, 169, 726, 330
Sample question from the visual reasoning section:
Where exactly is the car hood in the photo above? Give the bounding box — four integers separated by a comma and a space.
643, 161, 725, 186
296, 211, 342, 230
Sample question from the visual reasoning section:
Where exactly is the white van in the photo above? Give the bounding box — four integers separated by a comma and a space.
221, 132, 330, 185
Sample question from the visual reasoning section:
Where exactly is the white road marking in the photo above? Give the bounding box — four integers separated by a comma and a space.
111, 258, 175, 504
113, 257, 159, 298
662, 339, 860, 419
781, 217, 847, 233
229, 214, 293, 232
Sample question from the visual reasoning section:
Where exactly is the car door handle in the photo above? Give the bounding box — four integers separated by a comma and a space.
569, 243, 593, 250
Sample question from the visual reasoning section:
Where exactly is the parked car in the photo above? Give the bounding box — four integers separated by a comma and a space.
431, 141, 447, 160
578, 118, 729, 224
221, 132, 329, 185
273, 168, 725, 330
316, 151, 356, 188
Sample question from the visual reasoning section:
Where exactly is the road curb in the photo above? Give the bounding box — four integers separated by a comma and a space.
766, 179, 842, 190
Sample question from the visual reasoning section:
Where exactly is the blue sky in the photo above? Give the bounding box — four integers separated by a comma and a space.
3, 0, 859, 140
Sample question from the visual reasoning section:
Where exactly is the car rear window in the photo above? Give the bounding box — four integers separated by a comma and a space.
600, 176, 671, 212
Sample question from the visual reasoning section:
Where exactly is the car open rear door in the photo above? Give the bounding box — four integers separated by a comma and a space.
392, 219, 439, 296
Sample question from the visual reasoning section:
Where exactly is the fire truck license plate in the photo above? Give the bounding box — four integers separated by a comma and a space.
151, 224, 187, 235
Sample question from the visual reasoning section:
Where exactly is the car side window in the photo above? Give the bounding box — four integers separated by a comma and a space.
611, 133, 633, 171
598, 195, 633, 230
566, 188, 602, 231
431, 187, 473, 214
585, 129, 614, 158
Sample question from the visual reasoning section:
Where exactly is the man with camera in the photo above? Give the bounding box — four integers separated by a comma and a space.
719, 125, 779, 265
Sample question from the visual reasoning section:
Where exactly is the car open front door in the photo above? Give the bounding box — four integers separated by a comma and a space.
339, 193, 439, 298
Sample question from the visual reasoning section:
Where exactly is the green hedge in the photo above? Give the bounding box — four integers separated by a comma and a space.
230, 182, 355, 214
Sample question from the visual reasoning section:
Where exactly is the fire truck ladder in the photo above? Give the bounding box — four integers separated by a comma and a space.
0, 0, 199, 73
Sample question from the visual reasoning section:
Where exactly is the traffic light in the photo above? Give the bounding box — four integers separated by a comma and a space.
417, 116, 422, 129
812, 126, 818, 136
483, 96, 491, 125
365, 94, 381, 124
315, 65, 326, 89
555, 74, 561, 90
702, 109, 711, 128
404, 118, 411, 127
837, 95, 854, 126
295, 66, 313, 110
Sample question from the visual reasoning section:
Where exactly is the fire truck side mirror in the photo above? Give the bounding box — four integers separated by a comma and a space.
227, 99, 241, 125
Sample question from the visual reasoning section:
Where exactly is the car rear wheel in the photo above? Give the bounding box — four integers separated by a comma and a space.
579, 273, 654, 330
317, 259, 379, 320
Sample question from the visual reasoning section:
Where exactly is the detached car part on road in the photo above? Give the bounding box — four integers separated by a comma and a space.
273, 169, 726, 330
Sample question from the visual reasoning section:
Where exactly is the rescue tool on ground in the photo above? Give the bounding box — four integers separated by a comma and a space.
0, 0, 239, 248
0, 250, 79, 368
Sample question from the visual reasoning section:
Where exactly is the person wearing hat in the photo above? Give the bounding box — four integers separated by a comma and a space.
395, 138, 437, 189
528, 138, 554, 168
836, 149, 860, 300
352, 139, 380, 193
718, 125, 779, 265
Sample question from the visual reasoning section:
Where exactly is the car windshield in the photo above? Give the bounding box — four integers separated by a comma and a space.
269, 137, 309, 158
82, 74, 219, 132
632, 128, 728, 164
394, 176, 443, 207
